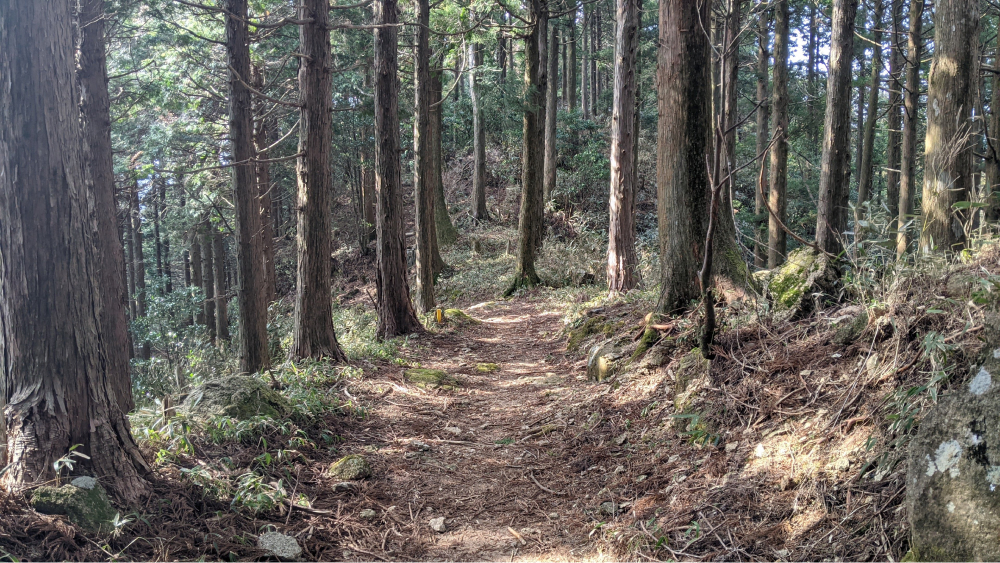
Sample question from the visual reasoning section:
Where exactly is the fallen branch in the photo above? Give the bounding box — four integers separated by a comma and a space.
528, 471, 566, 496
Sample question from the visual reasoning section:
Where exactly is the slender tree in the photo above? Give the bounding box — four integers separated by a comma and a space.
214, 233, 230, 341
544, 22, 559, 202
754, 8, 770, 268
412, 0, 437, 313
291, 0, 348, 359
225, 0, 271, 373
469, 39, 489, 220
190, 235, 205, 326
79, 0, 134, 412
657, 0, 712, 312
886, 0, 904, 225
568, 13, 578, 112
919, 0, 979, 254
815, 0, 859, 255
857, 0, 885, 218
0, 0, 148, 501
374, 0, 423, 337
430, 62, 458, 248
582, 7, 591, 118
129, 173, 151, 360
768, 0, 789, 267
896, 0, 923, 258
252, 65, 277, 304
607, 0, 640, 292
202, 232, 217, 343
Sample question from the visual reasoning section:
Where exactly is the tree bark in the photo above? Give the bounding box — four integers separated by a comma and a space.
896, 0, 923, 258
808, 1, 818, 142
768, 0, 789, 268
129, 173, 151, 360
568, 13, 578, 113
754, 8, 770, 269
987, 21, 1000, 222
225, 0, 271, 373
374, 0, 423, 338
190, 236, 205, 326
161, 181, 172, 293
290, 0, 348, 360
252, 65, 277, 304
607, 0, 640, 293
153, 182, 163, 290
412, 0, 437, 313
213, 233, 230, 341
78, 0, 134, 413
0, 0, 148, 502
886, 0, 904, 225
431, 63, 457, 249
544, 21, 559, 203
815, 0, 859, 256
202, 232, 217, 344
857, 0, 885, 220
582, 8, 591, 119
507, 0, 547, 295
469, 40, 489, 220
918, 0, 978, 254
657, 0, 712, 312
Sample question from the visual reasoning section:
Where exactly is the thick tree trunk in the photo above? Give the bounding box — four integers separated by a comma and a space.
412, 0, 437, 313
568, 14, 578, 113
0, 0, 148, 502
431, 64, 457, 249
291, 0, 347, 360
225, 0, 271, 373
214, 234, 230, 341
656, 0, 712, 312
768, 0, 789, 268
374, 0, 423, 338
896, 0, 923, 258
607, 0, 640, 293
78, 0, 134, 413
886, 0, 904, 225
129, 174, 151, 360
815, 0, 859, 256
857, 0, 885, 219
507, 0, 547, 295
919, 0, 978, 254
754, 9, 770, 269
544, 22, 559, 203
202, 233, 217, 344
252, 65, 277, 304
190, 236, 205, 326
469, 40, 489, 221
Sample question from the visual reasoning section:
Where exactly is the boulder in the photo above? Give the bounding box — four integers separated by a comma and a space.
586, 338, 629, 382
404, 368, 459, 390
181, 376, 290, 420
762, 248, 839, 322
31, 478, 117, 533
566, 314, 625, 352
832, 307, 869, 346
673, 349, 711, 431
258, 531, 302, 560
906, 337, 1000, 561
328, 454, 372, 480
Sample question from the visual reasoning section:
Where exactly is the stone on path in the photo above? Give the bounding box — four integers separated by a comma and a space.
328, 454, 372, 480
258, 531, 302, 560
405, 368, 460, 390
429, 516, 447, 532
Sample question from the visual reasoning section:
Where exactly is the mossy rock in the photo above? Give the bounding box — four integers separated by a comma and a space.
567, 315, 624, 352
31, 479, 117, 533
832, 309, 869, 346
181, 375, 290, 420
433, 308, 479, 326
673, 349, 710, 430
633, 337, 676, 373
405, 368, 460, 390
475, 363, 500, 373
587, 338, 630, 382
630, 328, 661, 362
765, 248, 839, 322
328, 454, 372, 480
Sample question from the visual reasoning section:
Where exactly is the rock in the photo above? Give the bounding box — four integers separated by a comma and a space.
475, 363, 500, 373
572, 269, 596, 286
181, 375, 290, 420
443, 426, 462, 436
566, 315, 625, 352
826, 457, 851, 473
586, 338, 629, 382
328, 454, 372, 480
332, 482, 358, 493
672, 349, 711, 431
360, 509, 377, 520
258, 531, 302, 560
439, 309, 480, 326
429, 516, 447, 532
906, 332, 1000, 561
30, 479, 117, 533
411, 441, 431, 451
832, 308, 869, 346
763, 248, 839, 322
548, 512, 560, 520
599, 501, 618, 516
404, 368, 460, 390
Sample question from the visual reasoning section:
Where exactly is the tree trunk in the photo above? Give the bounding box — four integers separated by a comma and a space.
582, 8, 590, 119
808, 1, 818, 142
431, 63, 458, 248
561, 25, 567, 107
987, 20, 1000, 222
153, 182, 163, 290
469, 40, 489, 220
129, 174, 151, 360
754, 9, 770, 269
896, 0, 923, 258
544, 22, 559, 203
202, 232, 217, 344
608, 0, 640, 293
252, 65, 277, 304
213, 234, 230, 341
161, 181, 172, 293
568, 14, 578, 113
78, 0, 134, 413
657, 0, 712, 312
768, 0, 789, 268
919, 0, 978, 254
0, 0, 148, 502
190, 236, 205, 326
225, 0, 271, 373
886, 0, 904, 225
290, 0, 348, 360
412, 0, 437, 313
857, 0, 885, 220
815, 0, 859, 255
507, 0, 547, 295
125, 211, 137, 321
374, 0, 423, 338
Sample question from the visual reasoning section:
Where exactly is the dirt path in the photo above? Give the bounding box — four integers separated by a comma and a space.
334, 298, 627, 562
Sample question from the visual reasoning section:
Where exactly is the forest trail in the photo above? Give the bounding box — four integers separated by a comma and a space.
331, 298, 627, 562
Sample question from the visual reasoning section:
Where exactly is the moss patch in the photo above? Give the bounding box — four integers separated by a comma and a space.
567, 316, 624, 352
328, 454, 372, 480
630, 328, 661, 362
181, 376, 290, 420
31, 482, 117, 533
405, 368, 460, 390
475, 363, 500, 373
833, 310, 869, 346
766, 248, 838, 321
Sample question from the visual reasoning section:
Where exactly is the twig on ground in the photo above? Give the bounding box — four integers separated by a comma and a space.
528, 471, 566, 496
